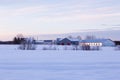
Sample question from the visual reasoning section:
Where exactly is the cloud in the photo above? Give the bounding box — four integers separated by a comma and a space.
0, 5, 51, 17
31, 4, 120, 23
12, 6, 48, 16
0, 1, 120, 24
34, 12, 120, 23
101, 24, 120, 27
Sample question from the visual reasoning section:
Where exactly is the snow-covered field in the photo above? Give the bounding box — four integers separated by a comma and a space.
0, 45, 120, 80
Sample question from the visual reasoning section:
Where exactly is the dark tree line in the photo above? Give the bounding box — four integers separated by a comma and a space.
13, 34, 25, 44
13, 37, 25, 44
0, 34, 24, 44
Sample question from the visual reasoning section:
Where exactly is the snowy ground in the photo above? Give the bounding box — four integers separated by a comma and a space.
0, 45, 120, 80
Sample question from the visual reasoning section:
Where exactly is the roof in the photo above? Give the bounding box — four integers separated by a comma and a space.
81, 39, 113, 43
58, 38, 80, 42
56, 38, 63, 41
35, 40, 44, 43
44, 40, 53, 42
68, 38, 80, 42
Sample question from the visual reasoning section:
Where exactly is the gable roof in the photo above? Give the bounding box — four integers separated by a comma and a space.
58, 38, 80, 42
68, 38, 80, 42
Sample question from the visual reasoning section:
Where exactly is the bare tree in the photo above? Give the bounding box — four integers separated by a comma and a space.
13, 34, 24, 44
19, 37, 36, 50
85, 35, 96, 40
16, 34, 24, 39
77, 36, 82, 40
68, 35, 73, 39
115, 45, 120, 50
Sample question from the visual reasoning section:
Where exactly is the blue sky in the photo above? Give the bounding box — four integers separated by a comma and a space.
0, 0, 120, 40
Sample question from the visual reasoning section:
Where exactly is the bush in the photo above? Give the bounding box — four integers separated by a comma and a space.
115, 45, 120, 50
81, 45, 100, 51
81, 45, 90, 50
90, 46, 100, 50
42, 47, 48, 50
42, 45, 58, 50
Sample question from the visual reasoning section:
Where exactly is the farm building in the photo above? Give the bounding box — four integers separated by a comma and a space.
35, 40, 54, 45
56, 38, 80, 45
80, 39, 115, 47
43, 40, 53, 45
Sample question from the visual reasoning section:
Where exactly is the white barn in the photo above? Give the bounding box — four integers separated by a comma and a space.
80, 39, 115, 47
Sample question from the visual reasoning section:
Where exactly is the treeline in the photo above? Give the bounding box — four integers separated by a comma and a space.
0, 34, 25, 44
0, 41, 13, 44
0, 38, 24, 44
13, 37, 25, 44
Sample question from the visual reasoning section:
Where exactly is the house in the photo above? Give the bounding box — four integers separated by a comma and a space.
80, 39, 115, 47
56, 38, 80, 45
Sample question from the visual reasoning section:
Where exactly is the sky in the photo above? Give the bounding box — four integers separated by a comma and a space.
0, 0, 120, 40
